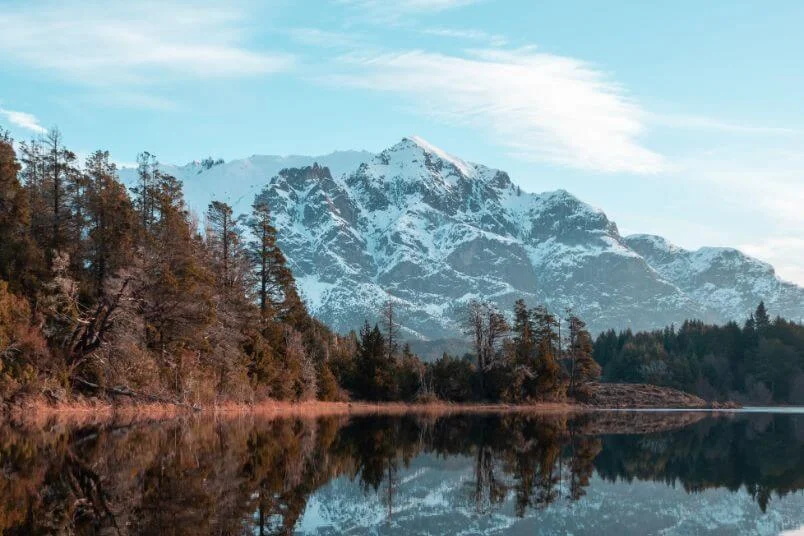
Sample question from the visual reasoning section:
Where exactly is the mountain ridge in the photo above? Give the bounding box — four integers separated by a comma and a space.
121, 137, 804, 339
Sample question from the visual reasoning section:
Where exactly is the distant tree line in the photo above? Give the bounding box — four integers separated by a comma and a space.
0, 127, 601, 407
594, 302, 804, 404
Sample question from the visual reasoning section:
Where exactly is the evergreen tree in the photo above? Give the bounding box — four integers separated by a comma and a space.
754, 301, 770, 334
82, 150, 137, 297
131, 151, 160, 232
42, 128, 79, 257
567, 313, 600, 397
0, 132, 42, 294
354, 322, 393, 400
532, 306, 562, 398
247, 198, 298, 324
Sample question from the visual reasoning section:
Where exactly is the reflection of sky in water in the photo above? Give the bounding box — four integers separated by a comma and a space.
298, 456, 804, 535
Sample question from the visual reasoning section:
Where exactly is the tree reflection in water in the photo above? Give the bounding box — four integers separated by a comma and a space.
0, 411, 803, 534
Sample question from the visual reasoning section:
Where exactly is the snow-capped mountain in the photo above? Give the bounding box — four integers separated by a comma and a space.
118, 150, 372, 216
624, 234, 804, 326
122, 137, 804, 339
254, 136, 804, 338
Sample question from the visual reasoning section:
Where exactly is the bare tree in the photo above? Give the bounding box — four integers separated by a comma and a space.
465, 300, 509, 397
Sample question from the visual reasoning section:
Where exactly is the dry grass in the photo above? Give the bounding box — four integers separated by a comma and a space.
2, 397, 586, 426
210, 400, 584, 417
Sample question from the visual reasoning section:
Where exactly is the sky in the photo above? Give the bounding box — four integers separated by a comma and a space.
1, 0, 803, 285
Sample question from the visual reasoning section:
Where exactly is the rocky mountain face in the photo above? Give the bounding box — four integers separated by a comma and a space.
123, 137, 804, 340
254, 136, 804, 339
624, 234, 804, 326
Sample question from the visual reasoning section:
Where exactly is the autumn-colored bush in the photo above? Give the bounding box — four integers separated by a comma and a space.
0, 281, 48, 400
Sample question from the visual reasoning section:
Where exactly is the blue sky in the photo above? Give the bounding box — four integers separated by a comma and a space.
1, 0, 803, 285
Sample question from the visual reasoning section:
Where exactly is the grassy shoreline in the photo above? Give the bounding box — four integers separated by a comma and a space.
1, 381, 742, 425
2, 398, 585, 425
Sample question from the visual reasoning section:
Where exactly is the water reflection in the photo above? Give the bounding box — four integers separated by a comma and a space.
0, 411, 803, 534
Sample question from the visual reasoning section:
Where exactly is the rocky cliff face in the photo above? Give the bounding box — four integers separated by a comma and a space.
124, 137, 804, 339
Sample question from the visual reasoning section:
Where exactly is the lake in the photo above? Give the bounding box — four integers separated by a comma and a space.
1, 409, 803, 535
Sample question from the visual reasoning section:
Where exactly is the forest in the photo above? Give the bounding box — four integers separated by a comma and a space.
0, 128, 600, 409
594, 302, 804, 404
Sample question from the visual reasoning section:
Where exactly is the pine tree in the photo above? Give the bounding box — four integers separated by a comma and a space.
43, 128, 78, 257
355, 322, 393, 400
247, 197, 298, 324
566, 314, 600, 398
131, 151, 160, 232
206, 201, 241, 289
531, 305, 562, 398
754, 301, 770, 334
83, 150, 137, 297
0, 132, 42, 294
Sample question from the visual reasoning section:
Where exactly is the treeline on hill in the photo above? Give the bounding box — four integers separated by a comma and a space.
595, 302, 804, 404
0, 128, 600, 407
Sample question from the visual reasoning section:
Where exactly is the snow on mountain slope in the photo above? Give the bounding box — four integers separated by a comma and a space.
119, 137, 804, 339
117, 150, 372, 216
257, 137, 707, 338
625, 234, 804, 324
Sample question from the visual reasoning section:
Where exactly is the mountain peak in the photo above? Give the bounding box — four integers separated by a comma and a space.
387, 135, 475, 178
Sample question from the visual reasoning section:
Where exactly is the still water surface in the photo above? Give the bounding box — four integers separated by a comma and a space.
1, 410, 803, 535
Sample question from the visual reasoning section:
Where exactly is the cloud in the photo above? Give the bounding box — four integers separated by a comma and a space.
679, 148, 804, 228
287, 28, 366, 49
420, 27, 508, 46
337, 0, 481, 23
0, 106, 47, 133
332, 47, 663, 173
339, 0, 480, 14
649, 113, 800, 136
0, 1, 294, 85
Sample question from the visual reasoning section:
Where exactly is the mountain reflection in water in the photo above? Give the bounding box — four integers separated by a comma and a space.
1, 411, 803, 535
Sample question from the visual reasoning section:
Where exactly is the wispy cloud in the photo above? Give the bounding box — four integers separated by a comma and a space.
420, 27, 507, 46
331, 47, 663, 173
650, 113, 800, 136
287, 28, 366, 49
0, 1, 294, 86
0, 106, 47, 133
339, 0, 480, 14
337, 0, 481, 23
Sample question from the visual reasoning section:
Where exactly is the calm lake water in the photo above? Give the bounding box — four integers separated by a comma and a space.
1, 410, 804, 535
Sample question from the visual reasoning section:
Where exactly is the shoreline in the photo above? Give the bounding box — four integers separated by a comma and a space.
0, 397, 748, 428
2, 399, 584, 424
0, 382, 742, 426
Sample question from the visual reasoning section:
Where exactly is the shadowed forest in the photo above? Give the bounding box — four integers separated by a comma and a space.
595, 302, 804, 404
